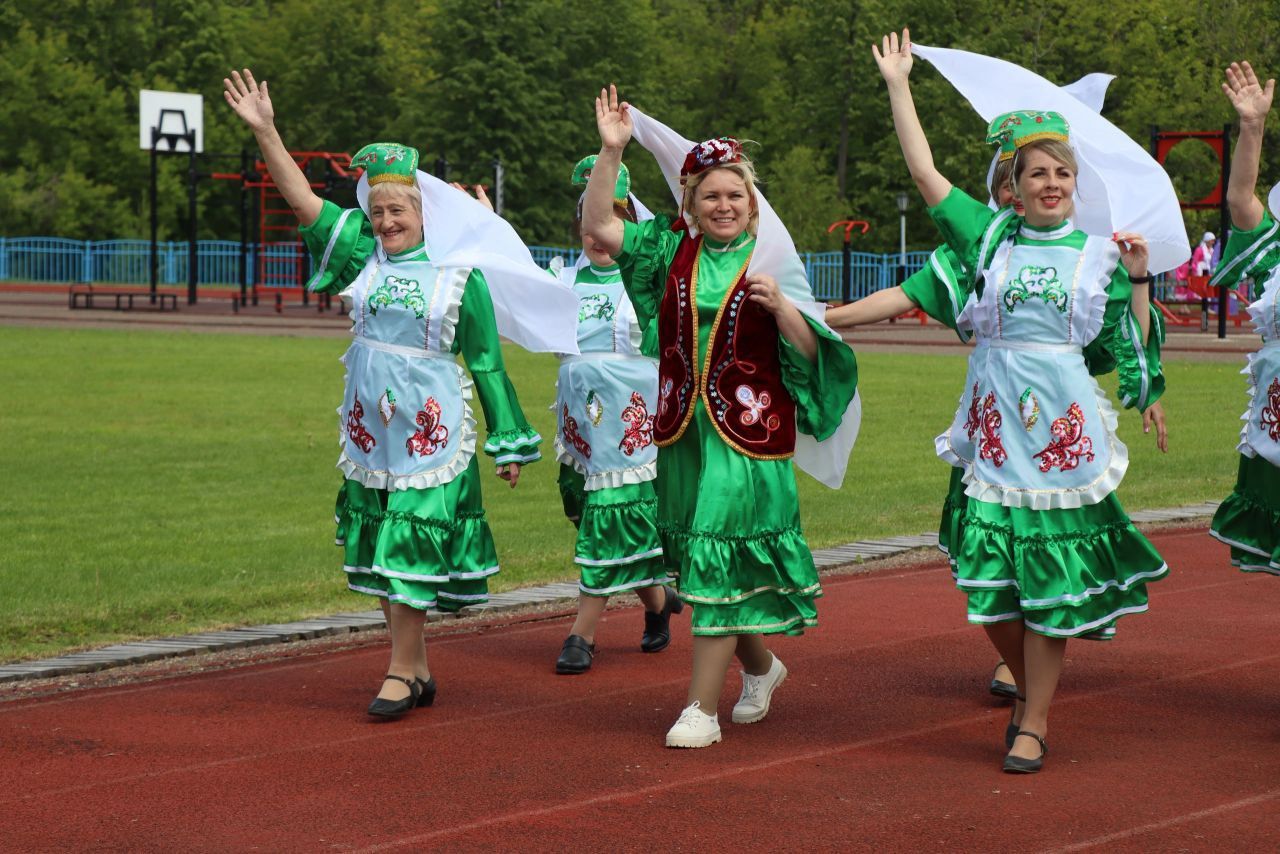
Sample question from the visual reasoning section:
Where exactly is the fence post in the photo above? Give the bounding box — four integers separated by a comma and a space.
83, 240, 93, 284
0, 237, 6, 281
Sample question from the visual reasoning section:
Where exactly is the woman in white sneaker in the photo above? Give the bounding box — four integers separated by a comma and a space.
582, 86, 860, 748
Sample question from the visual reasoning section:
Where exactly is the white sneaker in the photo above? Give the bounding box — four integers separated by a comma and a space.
665, 701, 722, 748
732, 654, 787, 724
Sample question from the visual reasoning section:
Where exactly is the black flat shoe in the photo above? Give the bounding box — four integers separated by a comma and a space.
367, 674, 421, 719
641, 585, 685, 653
1005, 694, 1026, 749
989, 660, 1019, 700
555, 634, 595, 674
415, 676, 437, 708
1003, 731, 1048, 774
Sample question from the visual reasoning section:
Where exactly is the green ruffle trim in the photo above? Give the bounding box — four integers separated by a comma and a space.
660, 523, 820, 636
335, 492, 498, 612
482, 426, 542, 464
1210, 455, 1280, 571
954, 497, 1168, 638
937, 466, 968, 567
574, 482, 666, 594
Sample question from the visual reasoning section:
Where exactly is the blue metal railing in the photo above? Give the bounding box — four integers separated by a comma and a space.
0, 236, 934, 298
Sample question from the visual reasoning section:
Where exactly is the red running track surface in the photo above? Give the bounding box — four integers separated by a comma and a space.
2, 527, 1278, 852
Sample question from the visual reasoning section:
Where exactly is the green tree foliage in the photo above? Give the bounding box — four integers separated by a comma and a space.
1, 0, 1276, 252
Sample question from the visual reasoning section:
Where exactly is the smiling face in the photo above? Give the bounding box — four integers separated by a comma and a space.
368, 184, 424, 254
691, 167, 756, 243
1014, 145, 1076, 227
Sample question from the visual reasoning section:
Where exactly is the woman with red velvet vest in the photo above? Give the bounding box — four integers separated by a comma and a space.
582, 86, 860, 749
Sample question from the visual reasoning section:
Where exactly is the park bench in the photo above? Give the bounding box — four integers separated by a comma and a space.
68, 285, 178, 311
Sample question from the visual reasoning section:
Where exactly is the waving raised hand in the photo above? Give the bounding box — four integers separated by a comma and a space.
595, 84, 633, 151
872, 28, 914, 85
223, 69, 275, 133
1222, 61, 1275, 125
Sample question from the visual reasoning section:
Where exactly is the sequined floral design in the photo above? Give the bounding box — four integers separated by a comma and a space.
681, 137, 743, 176
578, 293, 616, 323
1004, 265, 1068, 314
585, 390, 604, 426
658, 377, 675, 418
978, 392, 1007, 467
1019, 387, 1040, 431
963, 383, 982, 441
618, 392, 654, 456
377, 388, 397, 427
1033, 402, 1096, 472
735, 385, 778, 429
405, 397, 449, 457
1261, 377, 1280, 442
368, 276, 426, 318
562, 404, 592, 458
346, 393, 377, 453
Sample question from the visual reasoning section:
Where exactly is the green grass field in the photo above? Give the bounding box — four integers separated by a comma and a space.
0, 326, 1245, 660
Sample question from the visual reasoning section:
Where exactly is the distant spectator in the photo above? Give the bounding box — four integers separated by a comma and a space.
1192, 231, 1217, 277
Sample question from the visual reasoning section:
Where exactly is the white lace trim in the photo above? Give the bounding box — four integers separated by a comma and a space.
434, 266, 470, 354
961, 373, 1129, 510
336, 369, 478, 492
554, 436, 658, 489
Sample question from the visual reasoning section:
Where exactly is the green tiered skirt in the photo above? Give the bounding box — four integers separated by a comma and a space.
557, 466, 669, 596
1210, 455, 1280, 575
335, 456, 498, 611
657, 406, 820, 636
954, 494, 1167, 638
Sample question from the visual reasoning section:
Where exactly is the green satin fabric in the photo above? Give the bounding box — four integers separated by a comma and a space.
657, 406, 820, 636
1211, 454, 1280, 574
955, 495, 1167, 637
557, 465, 668, 596
335, 456, 499, 611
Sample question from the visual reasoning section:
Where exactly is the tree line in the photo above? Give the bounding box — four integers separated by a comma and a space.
1, 0, 1275, 253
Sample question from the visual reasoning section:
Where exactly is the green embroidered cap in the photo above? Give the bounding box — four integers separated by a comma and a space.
986, 111, 1071, 162
351, 142, 420, 186
571, 154, 631, 205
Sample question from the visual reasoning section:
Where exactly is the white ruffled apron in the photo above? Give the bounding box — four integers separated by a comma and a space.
1239, 272, 1280, 467
336, 254, 477, 491
555, 353, 659, 490
939, 235, 1125, 510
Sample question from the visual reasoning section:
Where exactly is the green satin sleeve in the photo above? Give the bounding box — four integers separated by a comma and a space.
616, 215, 683, 358
1211, 211, 1280, 293
777, 316, 859, 441
927, 187, 998, 276
1088, 267, 1165, 411
453, 268, 542, 465
297, 200, 377, 294
899, 244, 974, 341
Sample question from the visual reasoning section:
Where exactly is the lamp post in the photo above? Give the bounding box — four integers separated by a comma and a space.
895, 191, 910, 287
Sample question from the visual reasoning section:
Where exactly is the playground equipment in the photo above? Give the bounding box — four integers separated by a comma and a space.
1150, 125, 1233, 337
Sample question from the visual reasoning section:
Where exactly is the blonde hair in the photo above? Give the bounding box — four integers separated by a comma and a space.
681, 160, 760, 236
368, 181, 422, 213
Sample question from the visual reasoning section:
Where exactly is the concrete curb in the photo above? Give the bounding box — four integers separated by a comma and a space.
0, 501, 1220, 683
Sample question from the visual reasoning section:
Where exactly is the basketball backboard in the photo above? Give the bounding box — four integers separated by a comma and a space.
139, 89, 203, 153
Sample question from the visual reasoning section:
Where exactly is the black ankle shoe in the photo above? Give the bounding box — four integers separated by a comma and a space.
641, 585, 684, 653
556, 635, 595, 674
415, 676, 437, 707
1003, 731, 1048, 774
989, 660, 1018, 700
367, 674, 421, 719
1005, 694, 1026, 749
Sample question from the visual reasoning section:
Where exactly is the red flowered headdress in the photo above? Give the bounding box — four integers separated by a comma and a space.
679, 137, 744, 181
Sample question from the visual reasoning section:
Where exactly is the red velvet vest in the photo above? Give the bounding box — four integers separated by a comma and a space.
653, 230, 796, 459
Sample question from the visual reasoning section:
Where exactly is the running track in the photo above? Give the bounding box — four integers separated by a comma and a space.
2, 527, 1277, 851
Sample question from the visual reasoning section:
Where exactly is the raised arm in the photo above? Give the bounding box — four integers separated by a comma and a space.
223, 69, 322, 226
1115, 231, 1152, 344
825, 286, 916, 330
1222, 61, 1275, 232
872, 29, 952, 207
582, 85, 632, 257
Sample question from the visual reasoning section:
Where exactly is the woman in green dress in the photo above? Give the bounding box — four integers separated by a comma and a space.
874, 31, 1169, 773
224, 70, 566, 718
582, 86, 859, 748
1209, 61, 1280, 573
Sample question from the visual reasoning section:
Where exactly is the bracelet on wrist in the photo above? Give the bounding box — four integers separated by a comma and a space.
1129, 273, 1153, 285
